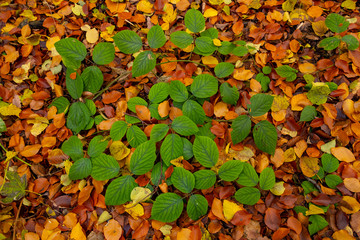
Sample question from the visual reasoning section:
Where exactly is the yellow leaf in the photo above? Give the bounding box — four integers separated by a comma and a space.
209, 0, 223, 5
306, 204, 324, 216
300, 157, 320, 177
299, 62, 316, 74
20, 10, 37, 21
86, 28, 99, 44
110, 141, 130, 160
124, 202, 144, 220
213, 39, 222, 46
229, 147, 254, 162
270, 182, 285, 196
137, 0, 153, 13
249, 0, 261, 9
340, 196, 360, 214
312, 21, 328, 37
204, 8, 218, 18
130, 187, 152, 203
284, 148, 296, 162
290, 8, 309, 21
271, 95, 289, 112
6, 151, 17, 162
233, 67, 253, 80
159, 225, 172, 236
282, 0, 296, 11
0, 104, 21, 117
223, 200, 243, 221
98, 211, 112, 225
170, 156, 184, 167
341, 0, 356, 10
201, 56, 218, 67
163, 3, 177, 23
333, 229, 356, 240
72, 4, 86, 16
70, 222, 86, 240
28, 117, 49, 136
64, 160, 72, 175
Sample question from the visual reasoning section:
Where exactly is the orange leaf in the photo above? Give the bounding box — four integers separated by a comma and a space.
340, 196, 360, 214
299, 157, 320, 177
64, 212, 78, 229
332, 229, 356, 240
158, 100, 170, 118
102, 91, 122, 104
160, 56, 177, 72
169, 106, 182, 120
70, 222, 86, 240
286, 216, 302, 234
331, 147, 355, 162
136, 105, 151, 121
232, 20, 244, 35
307, 6, 323, 18
104, 219, 123, 240
211, 198, 226, 222
20, 144, 41, 158
41, 137, 57, 148
344, 178, 360, 193
214, 102, 229, 118
24, 232, 40, 240
177, 228, 192, 239
132, 220, 149, 239
299, 62, 316, 74
78, 185, 94, 205
233, 67, 253, 81
272, 228, 290, 240
290, 94, 312, 111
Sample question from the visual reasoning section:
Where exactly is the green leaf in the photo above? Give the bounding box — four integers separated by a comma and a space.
0, 171, 27, 203
193, 136, 219, 168
321, 154, 339, 173
200, 28, 218, 39
92, 42, 115, 65
232, 46, 248, 56
105, 175, 138, 205
195, 122, 215, 140
319, 37, 341, 50
49, 97, 70, 114
231, 115, 251, 145
187, 194, 208, 220
66, 102, 91, 134
69, 158, 92, 180
160, 134, 183, 166
307, 83, 331, 105
184, 9, 205, 33
110, 121, 128, 141
342, 34, 359, 50
91, 153, 120, 181
215, 63, 235, 78
130, 140, 157, 175
234, 187, 260, 205
169, 80, 188, 102
84, 99, 96, 116
148, 25, 167, 49
259, 167, 275, 190
81, 66, 103, 93
151, 162, 167, 186
236, 162, 259, 187
148, 103, 167, 120
218, 41, 236, 55
325, 174, 343, 188
151, 193, 184, 222
132, 51, 156, 77
171, 167, 195, 193
190, 74, 218, 98
182, 100, 206, 125
127, 97, 147, 113
325, 13, 349, 33
302, 181, 317, 195
54, 38, 87, 69
65, 69, 83, 99
195, 36, 217, 54
126, 125, 147, 148
262, 66, 272, 74
172, 115, 199, 136
182, 138, 193, 160
308, 215, 328, 235
248, 94, 274, 117
61, 136, 83, 160
300, 105, 317, 122
255, 73, 271, 92
0, 118, 6, 133
150, 124, 169, 142
113, 30, 142, 54
253, 120, 277, 155
170, 31, 193, 49
149, 82, 170, 103
275, 65, 298, 82
220, 82, 239, 105
218, 160, 244, 181
88, 135, 109, 158
194, 170, 216, 189
294, 206, 308, 215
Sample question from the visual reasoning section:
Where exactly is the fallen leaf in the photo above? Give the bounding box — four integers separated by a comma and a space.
104, 219, 123, 240
331, 147, 355, 162
223, 200, 243, 221
344, 178, 360, 193
300, 157, 320, 177
70, 222, 86, 240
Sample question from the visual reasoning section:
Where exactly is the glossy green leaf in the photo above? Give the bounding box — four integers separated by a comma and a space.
259, 167, 275, 190
66, 102, 91, 134
69, 158, 92, 180
148, 25, 167, 49
253, 120, 277, 155
248, 94, 274, 117
300, 105, 317, 122
49, 97, 70, 114
149, 82, 170, 103
308, 215, 328, 235
200, 28, 218, 39
236, 162, 259, 187
150, 124, 169, 142
182, 100, 206, 125
54, 38, 87, 69
169, 80, 188, 102
325, 13, 349, 33
91, 154, 120, 181
65, 69, 83, 99
215, 63, 235, 78
319, 37, 341, 50
184, 9, 205, 33
172, 115, 199, 136
170, 31, 193, 49
232, 46, 248, 56
187, 194, 208, 220
218, 41, 236, 55
113, 30, 142, 54
231, 115, 251, 145
81, 66, 103, 93
342, 34, 359, 50
190, 74, 218, 98
160, 134, 183, 166
132, 51, 156, 77
275, 65, 298, 82
88, 135, 108, 158
182, 138, 193, 160
151, 193, 184, 222
218, 160, 244, 181
193, 136, 219, 168
61, 136, 83, 160
127, 97, 147, 113
325, 174, 343, 189
235, 187, 261, 205
92, 42, 115, 65
110, 121, 128, 141
105, 175, 138, 205
220, 82, 239, 105
130, 140, 157, 175
321, 154, 339, 173
194, 170, 216, 189
0, 118, 6, 133
171, 167, 195, 193
195, 36, 217, 53
126, 125, 147, 148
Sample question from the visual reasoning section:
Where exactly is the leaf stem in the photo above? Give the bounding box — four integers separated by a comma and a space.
91, 71, 131, 100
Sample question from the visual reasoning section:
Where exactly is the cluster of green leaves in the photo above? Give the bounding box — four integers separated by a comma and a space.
319, 13, 359, 50
53, 39, 113, 133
